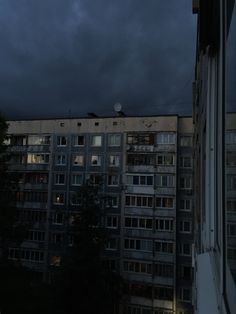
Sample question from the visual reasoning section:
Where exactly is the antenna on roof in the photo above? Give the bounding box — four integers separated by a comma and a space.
114, 103, 125, 116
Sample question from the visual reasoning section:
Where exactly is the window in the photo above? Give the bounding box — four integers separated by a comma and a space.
15, 191, 48, 203
125, 216, 153, 229
105, 238, 118, 250
54, 173, 65, 185
156, 197, 174, 208
53, 193, 65, 205
157, 154, 175, 165
109, 155, 120, 167
25, 173, 48, 184
127, 133, 154, 145
105, 195, 119, 208
155, 218, 174, 232
28, 135, 50, 145
154, 287, 173, 301
106, 216, 118, 228
156, 133, 176, 144
27, 153, 49, 164
124, 261, 152, 274
226, 131, 236, 144
156, 175, 175, 187
179, 265, 192, 280
10, 135, 27, 146
227, 175, 236, 190
154, 263, 174, 277
56, 154, 66, 165
179, 156, 192, 168
51, 233, 63, 244
124, 238, 152, 252
179, 288, 191, 302
29, 230, 45, 242
91, 135, 102, 146
126, 175, 153, 186
125, 195, 153, 208
155, 241, 174, 254
70, 192, 81, 206
52, 212, 64, 225
227, 223, 236, 237
227, 199, 236, 212
179, 176, 192, 189
74, 135, 85, 146
91, 155, 101, 166
72, 155, 84, 166
178, 243, 192, 256
127, 154, 155, 166
179, 199, 192, 211
8, 248, 44, 263
108, 134, 121, 146
57, 136, 67, 146
107, 175, 119, 186
50, 255, 61, 266
179, 221, 191, 233
89, 174, 102, 185
180, 136, 192, 147
71, 174, 83, 186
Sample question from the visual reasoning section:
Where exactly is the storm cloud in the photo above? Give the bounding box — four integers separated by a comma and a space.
0, 0, 197, 119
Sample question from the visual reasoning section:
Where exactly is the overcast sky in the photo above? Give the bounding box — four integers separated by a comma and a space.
0, 0, 197, 119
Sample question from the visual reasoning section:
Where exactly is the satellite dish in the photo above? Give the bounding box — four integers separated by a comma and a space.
114, 103, 122, 113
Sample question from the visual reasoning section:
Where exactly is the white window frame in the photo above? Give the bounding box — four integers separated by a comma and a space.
91, 135, 102, 147
91, 155, 102, 166
108, 134, 121, 146
72, 155, 84, 166
71, 173, 83, 186
54, 173, 65, 185
57, 136, 67, 146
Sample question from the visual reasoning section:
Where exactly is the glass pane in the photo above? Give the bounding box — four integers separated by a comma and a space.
226, 0, 236, 289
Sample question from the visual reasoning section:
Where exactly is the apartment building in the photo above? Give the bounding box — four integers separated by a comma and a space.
193, 0, 236, 313
6, 115, 194, 314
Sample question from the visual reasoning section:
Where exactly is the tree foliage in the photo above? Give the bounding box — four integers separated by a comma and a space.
57, 180, 124, 314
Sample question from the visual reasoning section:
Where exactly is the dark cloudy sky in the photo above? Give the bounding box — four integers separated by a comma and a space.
0, 0, 197, 119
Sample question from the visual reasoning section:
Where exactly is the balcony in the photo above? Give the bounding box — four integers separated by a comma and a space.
126, 186, 154, 194
126, 165, 155, 173
126, 145, 155, 152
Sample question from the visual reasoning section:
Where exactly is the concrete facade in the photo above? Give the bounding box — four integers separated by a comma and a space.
7, 115, 194, 314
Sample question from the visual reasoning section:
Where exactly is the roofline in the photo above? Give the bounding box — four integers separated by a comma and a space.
7, 113, 192, 122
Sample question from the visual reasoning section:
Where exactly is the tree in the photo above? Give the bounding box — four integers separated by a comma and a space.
57, 180, 124, 314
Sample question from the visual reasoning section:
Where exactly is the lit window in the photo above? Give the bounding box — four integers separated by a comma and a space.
91, 135, 102, 146
50, 255, 61, 267
28, 136, 50, 145
91, 155, 101, 166
53, 193, 65, 205
27, 153, 49, 164
72, 155, 84, 166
